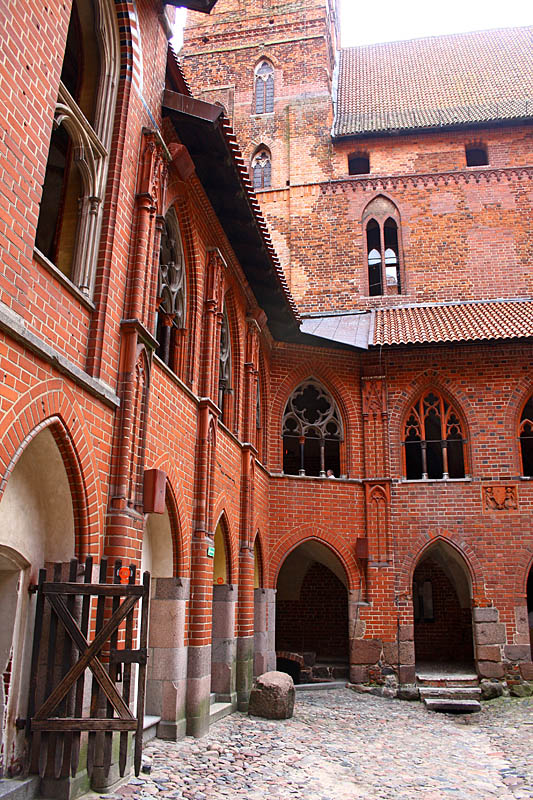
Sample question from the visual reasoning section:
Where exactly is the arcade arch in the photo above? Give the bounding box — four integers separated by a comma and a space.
412, 539, 474, 668
0, 428, 75, 776
276, 540, 349, 683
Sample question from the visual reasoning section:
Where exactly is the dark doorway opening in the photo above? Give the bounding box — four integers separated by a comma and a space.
413, 545, 474, 667
276, 541, 349, 683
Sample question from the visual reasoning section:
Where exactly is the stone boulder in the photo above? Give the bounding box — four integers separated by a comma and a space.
248, 671, 295, 720
480, 679, 504, 701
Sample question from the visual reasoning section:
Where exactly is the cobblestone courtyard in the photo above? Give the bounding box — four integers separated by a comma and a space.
118, 689, 532, 800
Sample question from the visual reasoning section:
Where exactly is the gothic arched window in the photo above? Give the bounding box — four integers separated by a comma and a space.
35, 0, 118, 295
363, 196, 403, 297
403, 391, 466, 480
252, 148, 272, 190
156, 208, 187, 374
282, 380, 343, 477
255, 61, 274, 114
219, 306, 232, 416
519, 395, 533, 476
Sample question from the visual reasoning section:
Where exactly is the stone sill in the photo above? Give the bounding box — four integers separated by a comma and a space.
399, 477, 472, 485
33, 248, 95, 311
271, 472, 362, 484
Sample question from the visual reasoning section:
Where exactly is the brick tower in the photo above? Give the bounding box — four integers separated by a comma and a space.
181, 0, 340, 295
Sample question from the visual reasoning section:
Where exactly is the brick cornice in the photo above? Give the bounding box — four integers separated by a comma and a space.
321, 165, 533, 194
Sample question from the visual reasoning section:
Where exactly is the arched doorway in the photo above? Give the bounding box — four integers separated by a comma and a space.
143, 491, 187, 739
0, 428, 75, 777
413, 541, 474, 670
276, 541, 349, 683
211, 519, 237, 706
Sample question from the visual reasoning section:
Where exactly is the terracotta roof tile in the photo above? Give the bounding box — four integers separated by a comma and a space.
372, 300, 533, 346
334, 27, 533, 137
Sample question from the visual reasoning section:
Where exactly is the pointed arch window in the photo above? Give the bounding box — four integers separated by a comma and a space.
34, 0, 118, 295
519, 396, 533, 476
156, 208, 187, 374
363, 196, 403, 297
403, 391, 466, 480
255, 61, 274, 114
282, 380, 343, 477
252, 148, 272, 190
219, 306, 232, 416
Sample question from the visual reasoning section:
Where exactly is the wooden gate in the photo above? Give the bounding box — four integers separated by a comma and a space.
25, 557, 150, 781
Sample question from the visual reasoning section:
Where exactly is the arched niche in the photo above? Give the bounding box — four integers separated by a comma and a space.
276, 541, 349, 683
0, 427, 75, 776
412, 539, 474, 668
142, 504, 174, 579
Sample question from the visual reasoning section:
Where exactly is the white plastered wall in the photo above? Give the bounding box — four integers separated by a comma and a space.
0, 427, 75, 776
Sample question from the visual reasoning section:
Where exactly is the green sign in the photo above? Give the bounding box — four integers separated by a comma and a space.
207, 546, 215, 558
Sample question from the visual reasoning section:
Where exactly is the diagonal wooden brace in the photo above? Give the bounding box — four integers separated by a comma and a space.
34, 593, 138, 721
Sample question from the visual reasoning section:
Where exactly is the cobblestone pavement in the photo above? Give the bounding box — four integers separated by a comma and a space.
116, 689, 533, 800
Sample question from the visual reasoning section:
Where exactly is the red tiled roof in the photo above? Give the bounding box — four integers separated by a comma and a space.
372, 300, 533, 346
333, 27, 533, 137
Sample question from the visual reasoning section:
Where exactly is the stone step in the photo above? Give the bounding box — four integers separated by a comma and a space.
424, 697, 481, 714
296, 680, 347, 692
143, 714, 161, 744
416, 674, 479, 688
419, 686, 481, 701
209, 701, 233, 725
0, 777, 40, 800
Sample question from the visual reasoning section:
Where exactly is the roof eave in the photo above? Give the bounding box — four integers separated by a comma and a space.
332, 115, 533, 141
162, 90, 301, 342
164, 0, 218, 11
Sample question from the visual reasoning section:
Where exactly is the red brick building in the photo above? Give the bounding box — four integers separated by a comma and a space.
0, 0, 532, 796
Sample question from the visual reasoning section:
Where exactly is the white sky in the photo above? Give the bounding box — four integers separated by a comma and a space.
172, 1, 531, 49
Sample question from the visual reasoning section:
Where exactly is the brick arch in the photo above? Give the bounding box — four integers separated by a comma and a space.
516, 547, 533, 597
252, 529, 266, 587
506, 379, 533, 475
270, 363, 358, 473
389, 372, 475, 477
268, 526, 361, 591
149, 454, 190, 576
397, 532, 486, 605
0, 380, 103, 559
212, 508, 238, 586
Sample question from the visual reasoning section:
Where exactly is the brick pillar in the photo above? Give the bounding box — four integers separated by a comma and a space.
186, 401, 218, 737
146, 577, 189, 740
236, 546, 254, 710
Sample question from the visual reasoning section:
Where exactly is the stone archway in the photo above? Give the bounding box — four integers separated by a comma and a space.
276, 541, 349, 683
143, 493, 188, 740
413, 540, 474, 669
211, 519, 237, 706
0, 428, 75, 777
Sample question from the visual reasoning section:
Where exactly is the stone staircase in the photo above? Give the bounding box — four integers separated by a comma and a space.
416, 667, 481, 713
209, 692, 233, 724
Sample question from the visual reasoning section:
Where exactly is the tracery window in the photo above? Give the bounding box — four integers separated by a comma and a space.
252, 148, 272, 190
363, 196, 402, 297
155, 208, 187, 374
282, 380, 343, 477
519, 395, 533, 476
34, 0, 118, 295
218, 306, 232, 416
255, 61, 274, 114
403, 391, 466, 480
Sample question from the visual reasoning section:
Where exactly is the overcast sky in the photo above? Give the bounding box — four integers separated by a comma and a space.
173, 1, 531, 49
